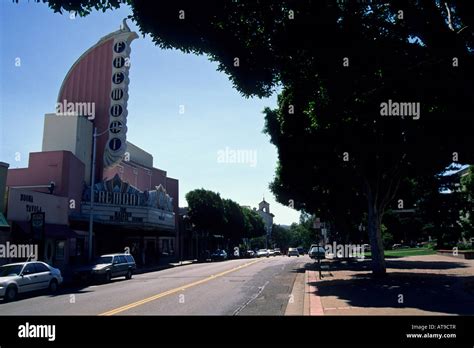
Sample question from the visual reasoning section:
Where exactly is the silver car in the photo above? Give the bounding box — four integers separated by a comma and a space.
0, 261, 63, 301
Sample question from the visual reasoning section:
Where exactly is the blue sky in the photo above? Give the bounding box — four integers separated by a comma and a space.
0, 1, 300, 224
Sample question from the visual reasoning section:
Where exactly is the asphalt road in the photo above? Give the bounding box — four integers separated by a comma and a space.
0, 255, 309, 315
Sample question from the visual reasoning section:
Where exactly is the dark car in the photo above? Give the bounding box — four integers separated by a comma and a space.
90, 253, 136, 282
210, 250, 228, 261
297, 247, 305, 255
244, 250, 256, 258
309, 246, 326, 260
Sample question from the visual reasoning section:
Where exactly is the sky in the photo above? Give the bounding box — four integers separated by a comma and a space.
0, 1, 300, 225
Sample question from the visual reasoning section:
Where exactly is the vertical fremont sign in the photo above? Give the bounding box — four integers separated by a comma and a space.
103, 19, 138, 169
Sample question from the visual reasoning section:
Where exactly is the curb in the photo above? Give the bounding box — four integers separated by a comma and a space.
305, 270, 324, 316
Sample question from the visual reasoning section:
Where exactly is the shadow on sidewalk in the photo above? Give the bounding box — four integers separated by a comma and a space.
305, 260, 474, 315
305, 258, 468, 272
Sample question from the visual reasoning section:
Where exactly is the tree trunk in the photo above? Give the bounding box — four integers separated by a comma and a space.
367, 197, 386, 276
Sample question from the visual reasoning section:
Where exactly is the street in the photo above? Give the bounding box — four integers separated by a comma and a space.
0, 256, 308, 315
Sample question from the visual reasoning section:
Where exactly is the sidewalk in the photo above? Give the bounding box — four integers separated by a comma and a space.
302, 255, 474, 315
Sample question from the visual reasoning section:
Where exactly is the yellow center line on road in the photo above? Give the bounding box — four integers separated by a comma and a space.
98, 258, 264, 316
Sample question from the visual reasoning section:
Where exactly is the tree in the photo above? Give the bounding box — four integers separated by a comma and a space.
271, 224, 292, 252
242, 207, 266, 239
460, 166, 474, 240
185, 189, 225, 236
36, 1, 474, 275
222, 198, 246, 247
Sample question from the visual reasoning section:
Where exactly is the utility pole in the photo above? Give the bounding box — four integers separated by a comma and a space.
88, 127, 109, 261
88, 127, 98, 261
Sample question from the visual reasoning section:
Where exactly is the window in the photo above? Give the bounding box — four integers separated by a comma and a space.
22, 264, 36, 275
117, 255, 127, 264
55, 240, 65, 260
125, 255, 135, 263
46, 243, 53, 260
33, 263, 49, 273
162, 239, 169, 254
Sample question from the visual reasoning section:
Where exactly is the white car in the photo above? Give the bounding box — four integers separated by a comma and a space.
257, 249, 269, 258
0, 261, 63, 301
287, 248, 300, 257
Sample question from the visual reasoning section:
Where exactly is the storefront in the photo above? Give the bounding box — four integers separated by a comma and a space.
70, 174, 176, 265
6, 188, 81, 270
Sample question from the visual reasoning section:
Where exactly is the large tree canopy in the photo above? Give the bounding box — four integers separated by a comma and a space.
34, 0, 474, 275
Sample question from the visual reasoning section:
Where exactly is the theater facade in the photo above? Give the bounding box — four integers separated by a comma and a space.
4, 21, 180, 269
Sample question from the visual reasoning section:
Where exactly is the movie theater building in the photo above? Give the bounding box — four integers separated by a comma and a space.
5, 21, 180, 269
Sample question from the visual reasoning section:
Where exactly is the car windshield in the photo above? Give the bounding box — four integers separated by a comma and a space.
0, 264, 23, 277
94, 256, 113, 264
258, 249, 267, 252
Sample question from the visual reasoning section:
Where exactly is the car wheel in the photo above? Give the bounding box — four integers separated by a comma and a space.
49, 279, 58, 293
5, 285, 17, 302
105, 271, 112, 282
125, 270, 132, 280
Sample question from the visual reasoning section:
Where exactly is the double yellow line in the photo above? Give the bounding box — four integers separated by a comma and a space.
99, 258, 263, 316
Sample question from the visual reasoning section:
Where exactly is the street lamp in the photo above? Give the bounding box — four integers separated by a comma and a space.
88, 127, 109, 261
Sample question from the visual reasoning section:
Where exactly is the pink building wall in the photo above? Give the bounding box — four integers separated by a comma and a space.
6, 151, 85, 212
57, 39, 113, 181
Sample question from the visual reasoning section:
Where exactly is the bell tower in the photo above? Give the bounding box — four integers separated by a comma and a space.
258, 199, 270, 214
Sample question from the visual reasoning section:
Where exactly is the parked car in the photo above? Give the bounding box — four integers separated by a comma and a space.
297, 247, 305, 255
211, 249, 228, 261
245, 250, 256, 258
267, 249, 276, 256
309, 246, 326, 259
274, 248, 282, 256
257, 249, 270, 258
288, 248, 300, 257
91, 253, 136, 282
0, 261, 63, 302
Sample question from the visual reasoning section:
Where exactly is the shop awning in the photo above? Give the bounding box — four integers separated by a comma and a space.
0, 213, 9, 228
13, 221, 78, 239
